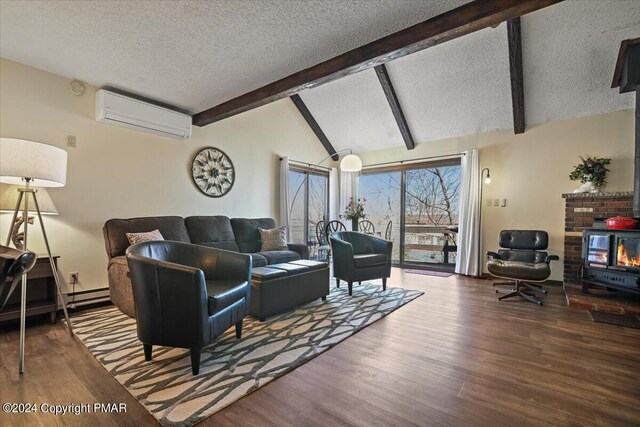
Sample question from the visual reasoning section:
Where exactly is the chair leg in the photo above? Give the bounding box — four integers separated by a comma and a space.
348, 281, 353, 296
382, 277, 387, 291
358, 281, 361, 285
321, 296, 327, 301
143, 344, 152, 361
190, 348, 201, 375
235, 321, 243, 339
498, 290, 519, 301
492, 281, 513, 287
336, 278, 340, 288
522, 282, 547, 295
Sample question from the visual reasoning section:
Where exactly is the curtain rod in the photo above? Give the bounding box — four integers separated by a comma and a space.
279, 157, 333, 171
362, 152, 465, 169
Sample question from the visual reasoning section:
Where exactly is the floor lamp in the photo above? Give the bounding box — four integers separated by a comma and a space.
0, 138, 73, 374
478, 168, 491, 276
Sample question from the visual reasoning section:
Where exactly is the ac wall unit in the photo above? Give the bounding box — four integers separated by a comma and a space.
95, 89, 192, 140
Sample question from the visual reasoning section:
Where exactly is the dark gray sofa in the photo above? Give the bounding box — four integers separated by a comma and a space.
103, 215, 308, 317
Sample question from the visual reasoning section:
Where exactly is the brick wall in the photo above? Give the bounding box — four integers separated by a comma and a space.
563, 192, 634, 282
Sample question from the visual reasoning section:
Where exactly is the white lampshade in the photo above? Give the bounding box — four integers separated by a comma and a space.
340, 154, 362, 172
0, 138, 67, 187
0, 185, 58, 214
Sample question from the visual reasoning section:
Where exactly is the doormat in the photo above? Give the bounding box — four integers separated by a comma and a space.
589, 310, 640, 328
404, 269, 453, 278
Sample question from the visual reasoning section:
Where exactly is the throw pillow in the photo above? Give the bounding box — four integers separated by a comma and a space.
126, 229, 164, 245
259, 226, 288, 251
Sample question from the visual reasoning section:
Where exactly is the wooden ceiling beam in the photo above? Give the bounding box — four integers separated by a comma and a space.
374, 64, 415, 150
193, 0, 562, 127
507, 17, 525, 134
612, 37, 640, 90
290, 94, 339, 160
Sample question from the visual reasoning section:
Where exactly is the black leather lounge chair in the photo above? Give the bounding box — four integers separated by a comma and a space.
486, 230, 559, 306
126, 240, 251, 375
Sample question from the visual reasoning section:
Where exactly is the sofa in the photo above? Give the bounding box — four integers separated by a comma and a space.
103, 216, 308, 317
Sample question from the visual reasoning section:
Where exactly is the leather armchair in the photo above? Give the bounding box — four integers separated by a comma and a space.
329, 231, 392, 296
486, 230, 558, 305
0, 245, 37, 311
126, 240, 251, 375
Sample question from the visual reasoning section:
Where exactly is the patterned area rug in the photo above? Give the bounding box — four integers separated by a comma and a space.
70, 282, 423, 426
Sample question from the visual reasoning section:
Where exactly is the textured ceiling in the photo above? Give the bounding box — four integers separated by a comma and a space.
298, 0, 640, 153
0, 0, 468, 112
1, 0, 639, 154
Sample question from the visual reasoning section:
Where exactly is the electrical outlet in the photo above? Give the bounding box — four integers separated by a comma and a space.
486, 199, 492, 207
500, 198, 507, 207
493, 199, 499, 207
69, 272, 79, 283
67, 135, 76, 147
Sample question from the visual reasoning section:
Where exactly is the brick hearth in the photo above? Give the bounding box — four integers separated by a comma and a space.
562, 191, 634, 282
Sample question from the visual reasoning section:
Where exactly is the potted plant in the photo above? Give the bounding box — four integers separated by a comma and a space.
344, 197, 366, 231
569, 156, 611, 193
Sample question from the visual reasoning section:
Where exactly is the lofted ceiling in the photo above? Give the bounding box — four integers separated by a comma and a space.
0, 0, 468, 112
1, 0, 639, 155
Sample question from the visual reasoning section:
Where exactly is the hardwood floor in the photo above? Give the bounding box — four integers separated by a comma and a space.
1, 269, 639, 426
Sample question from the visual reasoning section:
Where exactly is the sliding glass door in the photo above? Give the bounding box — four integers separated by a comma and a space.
288, 167, 329, 259
359, 159, 461, 270
359, 171, 402, 262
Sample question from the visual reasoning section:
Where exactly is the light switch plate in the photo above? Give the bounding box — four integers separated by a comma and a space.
67, 135, 76, 147
493, 199, 499, 207
486, 199, 492, 207
500, 198, 507, 207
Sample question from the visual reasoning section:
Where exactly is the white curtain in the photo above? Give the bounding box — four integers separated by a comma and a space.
279, 156, 291, 240
455, 149, 481, 276
339, 170, 359, 217
329, 167, 340, 221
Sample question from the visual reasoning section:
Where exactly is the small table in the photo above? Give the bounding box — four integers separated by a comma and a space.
0, 255, 59, 324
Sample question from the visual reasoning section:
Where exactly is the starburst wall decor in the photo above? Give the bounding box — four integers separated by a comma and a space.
191, 147, 235, 197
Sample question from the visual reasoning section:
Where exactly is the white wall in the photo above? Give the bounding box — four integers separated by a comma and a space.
356, 110, 635, 281
0, 58, 330, 292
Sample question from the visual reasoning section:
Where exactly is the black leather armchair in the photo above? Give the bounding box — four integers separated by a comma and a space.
329, 231, 392, 296
126, 240, 251, 375
486, 230, 559, 305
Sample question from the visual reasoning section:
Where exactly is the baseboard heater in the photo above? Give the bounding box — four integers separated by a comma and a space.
63, 287, 111, 310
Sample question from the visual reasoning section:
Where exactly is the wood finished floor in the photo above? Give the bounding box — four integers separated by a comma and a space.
1, 269, 639, 426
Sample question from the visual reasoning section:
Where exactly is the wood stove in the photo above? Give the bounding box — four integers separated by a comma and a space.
581, 229, 640, 294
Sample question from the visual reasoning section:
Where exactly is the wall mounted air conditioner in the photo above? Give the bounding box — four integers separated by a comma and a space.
95, 89, 192, 140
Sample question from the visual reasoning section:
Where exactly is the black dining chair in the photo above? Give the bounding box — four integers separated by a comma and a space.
358, 220, 375, 235
315, 220, 330, 261
324, 220, 346, 262
385, 221, 392, 241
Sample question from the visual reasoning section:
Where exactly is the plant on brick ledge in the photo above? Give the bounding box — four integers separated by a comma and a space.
569, 156, 611, 193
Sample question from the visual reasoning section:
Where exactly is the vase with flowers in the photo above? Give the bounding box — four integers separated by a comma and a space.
569, 156, 611, 193
344, 197, 366, 231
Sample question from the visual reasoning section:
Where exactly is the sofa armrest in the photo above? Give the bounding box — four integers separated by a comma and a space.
287, 242, 309, 260
486, 251, 502, 260
545, 255, 560, 263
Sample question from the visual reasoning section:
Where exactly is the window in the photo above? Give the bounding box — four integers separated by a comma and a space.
288, 166, 329, 259
359, 158, 461, 270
